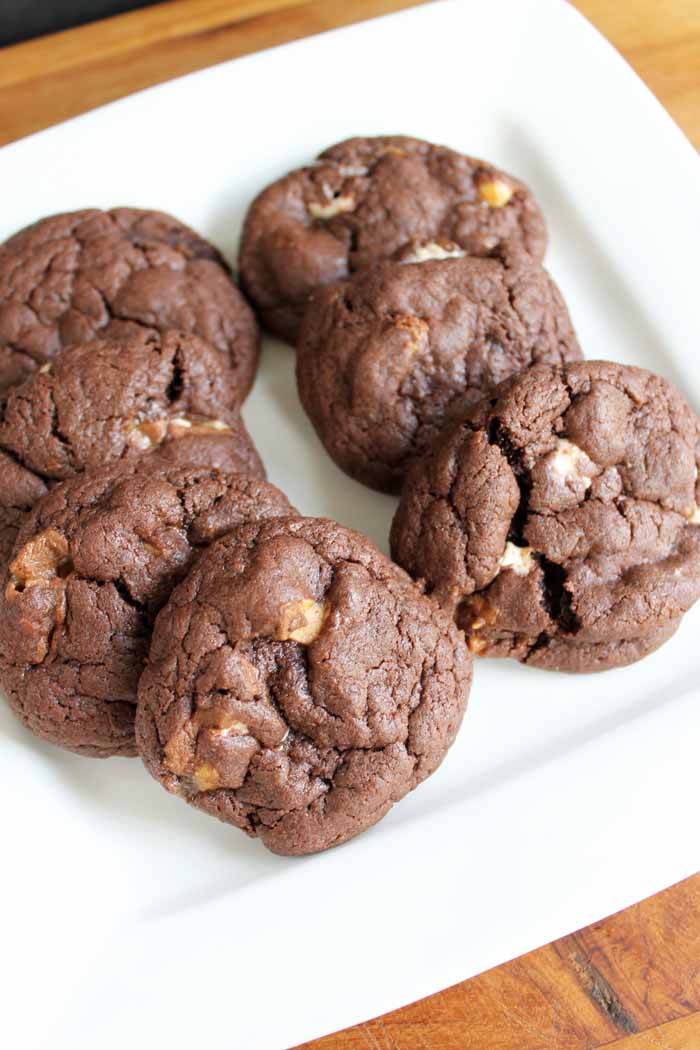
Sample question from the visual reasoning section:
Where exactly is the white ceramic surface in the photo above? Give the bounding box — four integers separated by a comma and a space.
1, 2, 699, 1047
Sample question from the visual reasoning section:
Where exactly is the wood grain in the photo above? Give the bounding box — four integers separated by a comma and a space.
0, 0, 699, 146
0, 0, 430, 146
1, 3, 699, 1049
297, 877, 700, 1048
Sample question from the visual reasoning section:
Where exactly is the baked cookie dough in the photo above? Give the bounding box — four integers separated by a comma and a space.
136, 516, 472, 854
0, 328, 264, 569
0, 467, 294, 757
390, 362, 700, 672
0, 207, 259, 397
239, 135, 547, 343
297, 246, 581, 493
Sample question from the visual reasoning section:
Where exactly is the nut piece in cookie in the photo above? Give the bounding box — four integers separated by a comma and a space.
0, 207, 259, 396
391, 361, 700, 672
297, 247, 580, 493
0, 467, 295, 757
239, 135, 547, 343
136, 516, 472, 854
0, 328, 265, 572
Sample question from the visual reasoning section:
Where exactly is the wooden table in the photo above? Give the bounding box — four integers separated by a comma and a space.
2, 3, 699, 1048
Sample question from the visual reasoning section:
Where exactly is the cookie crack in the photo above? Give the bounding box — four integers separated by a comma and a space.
536, 556, 581, 634
486, 417, 531, 544
111, 577, 148, 614
46, 384, 76, 467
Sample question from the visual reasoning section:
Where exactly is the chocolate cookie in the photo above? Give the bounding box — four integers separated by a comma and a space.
136, 516, 472, 854
0, 207, 259, 396
0, 467, 294, 757
297, 246, 581, 493
239, 135, 548, 343
391, 362, 700, 672
0, 328, 264, 570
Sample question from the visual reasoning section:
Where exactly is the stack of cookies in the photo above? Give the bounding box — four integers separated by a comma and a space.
240, 134, 700, 675
0, 201, 472, 855
1, 136, 698, 856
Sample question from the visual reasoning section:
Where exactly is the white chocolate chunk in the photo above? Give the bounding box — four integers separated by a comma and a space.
401, 242, 466, 264
213, 721, 250, 738
130, 414, 231, 449
498, 542, 534, 577
477, 178, 513, 207
551, 439, 592, 489
308, 195, 355, 219
170, 415, 229, 432
169, 415, 230, 435
128, 418, 168, 450
688, 504, 700, 525
338, 164, 368, 177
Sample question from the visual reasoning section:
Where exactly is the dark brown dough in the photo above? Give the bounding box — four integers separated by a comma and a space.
239, 135, 547, 343
297, 247, 581, 493
0, 328, 264, 570
391, 361, 700, 672
482, 617, 681, 673
0, 207, 259, 396
136, 516, 472, 854
0, 466, 294, 757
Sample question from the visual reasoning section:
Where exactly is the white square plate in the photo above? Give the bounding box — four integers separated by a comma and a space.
1, 2, 699, 1047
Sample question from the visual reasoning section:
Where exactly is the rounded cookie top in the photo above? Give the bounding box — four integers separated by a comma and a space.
239, 135, 548, 343
0, 328, 264, 575
0, 327, 253, 479
297, 246, 581, 493
136, 515, 472, 854
0, 207, 259, 396
0, 466, 294, 757
391, 361, 700, 670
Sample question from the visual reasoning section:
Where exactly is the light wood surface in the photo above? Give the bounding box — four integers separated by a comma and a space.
0, 0, 699, 147
296, 876, 700, 1049
1, 3, 698, 1049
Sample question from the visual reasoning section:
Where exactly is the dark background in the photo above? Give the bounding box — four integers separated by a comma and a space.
0, 0, 162, 47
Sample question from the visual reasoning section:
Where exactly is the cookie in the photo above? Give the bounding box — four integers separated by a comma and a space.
136, 516, 472, 854
0, 328, 264, 569
239, 135, 547, 343
0, 467, 294, 757
0, 207, 259, 396
486, 618, 681, 673
297, 246, 581, 493
390, 362, 700, 672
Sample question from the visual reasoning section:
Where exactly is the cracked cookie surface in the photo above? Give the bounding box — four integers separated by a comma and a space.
0, 466, 294, 757
136, 516, 472, 854
297, 247, 580, 493
391, 361, 700, 672
239, 135, 547, 343
0, 207, 259, 395
0, 328, 264, 571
